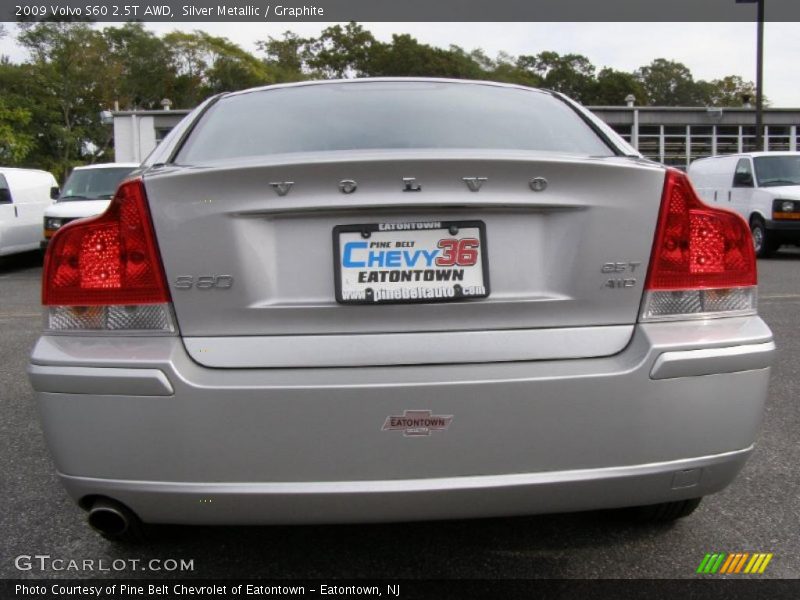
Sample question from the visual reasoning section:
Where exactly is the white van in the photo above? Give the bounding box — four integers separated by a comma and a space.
41, 163, 139, 251
0, 168, 59, 257
688, 152, 800, 257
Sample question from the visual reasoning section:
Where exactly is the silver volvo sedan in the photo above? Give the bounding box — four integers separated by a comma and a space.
28, 79, 775, 541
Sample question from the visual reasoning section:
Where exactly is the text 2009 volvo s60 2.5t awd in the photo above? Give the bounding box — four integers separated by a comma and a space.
28, 79, 774, 540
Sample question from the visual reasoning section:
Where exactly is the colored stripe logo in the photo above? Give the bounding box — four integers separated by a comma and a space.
696, 553, 773, 574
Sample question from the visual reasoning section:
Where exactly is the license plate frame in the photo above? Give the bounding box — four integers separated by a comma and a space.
333, 220, 490, 305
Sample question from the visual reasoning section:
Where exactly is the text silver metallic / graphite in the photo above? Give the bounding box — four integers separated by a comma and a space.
181, 5, 325, 18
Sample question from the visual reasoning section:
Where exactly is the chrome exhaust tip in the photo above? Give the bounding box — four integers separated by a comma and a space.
87, 498, 132, 538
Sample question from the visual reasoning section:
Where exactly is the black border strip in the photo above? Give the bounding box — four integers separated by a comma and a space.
4, 0, 799, 22
3, 579, 799, 600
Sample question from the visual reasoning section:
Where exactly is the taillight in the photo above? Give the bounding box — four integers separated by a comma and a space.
42, 178, 176, 333
640, 169, 757, 321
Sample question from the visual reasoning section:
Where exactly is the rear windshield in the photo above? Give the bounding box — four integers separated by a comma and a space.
754, 155, 800, 187
176, 81, 615, 162
59, 167, 135, 201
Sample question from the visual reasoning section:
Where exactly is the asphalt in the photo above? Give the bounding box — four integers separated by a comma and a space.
0, 250, 798, 580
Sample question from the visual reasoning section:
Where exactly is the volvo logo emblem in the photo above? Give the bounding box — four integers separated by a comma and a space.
270, 181, 294, 196
402, 177, 422, 192
462, 177, 487, 192
339, 179, 358, 194
529, 177, 548, 192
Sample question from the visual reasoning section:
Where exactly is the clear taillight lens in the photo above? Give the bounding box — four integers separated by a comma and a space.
42, 178, 175, 333
640, 169, 757, 321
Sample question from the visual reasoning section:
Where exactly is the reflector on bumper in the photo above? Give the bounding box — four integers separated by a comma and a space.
45, 303, 176, 333
639, 287, 757, 322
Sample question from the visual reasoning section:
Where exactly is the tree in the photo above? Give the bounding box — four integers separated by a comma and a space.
485, 52, 542, 87
0, 21, 773, 177
0, 60, 40, 166
635, 58, 704, 106
304, 22, 376, 78
705, 75, 762, 107
516, 52, 596, 102
361, 37, 485, 79
0, 98, 34, 164
258, 31, 310, 82
200, 34, 274, 94
103, 23, 176, 110
164, 30, 275, 105
17, 22, 112, 180
590, 68, 647, 105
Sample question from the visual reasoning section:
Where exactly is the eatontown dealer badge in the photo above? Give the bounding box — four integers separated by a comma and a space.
382, 410, 454, 437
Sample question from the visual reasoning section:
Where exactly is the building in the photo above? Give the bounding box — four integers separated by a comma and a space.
595, 106, 800, 170
112, 105, 800, 168
112, 109, 187, 164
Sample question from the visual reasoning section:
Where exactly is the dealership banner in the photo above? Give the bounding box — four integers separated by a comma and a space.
5, 0, 800, 22
4, 579, 800, 600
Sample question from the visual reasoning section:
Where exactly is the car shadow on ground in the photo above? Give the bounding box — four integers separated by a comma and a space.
767, 247, 800, 260
0, 250, 42, 274
111, 509, 681, 579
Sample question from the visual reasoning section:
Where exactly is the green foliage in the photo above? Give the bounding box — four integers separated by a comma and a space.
634, 58, 704, 106
0, 22, 763, 177
0, 98, 34, 164
590, 68, 647, 106
530, 52, 597, 101
258, 31, 312, 82
304, 23, 377, 78
162, 30, 275, 105
706, 75, 762, 107
16, 22, 112, 180
104, 23, 176, 110
364, 36, 484, 78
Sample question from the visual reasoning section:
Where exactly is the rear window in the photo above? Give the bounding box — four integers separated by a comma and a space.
59, 167, 136, 201
176, 81, 615, 162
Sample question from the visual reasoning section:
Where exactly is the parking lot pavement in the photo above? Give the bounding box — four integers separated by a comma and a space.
1, 249, 798, 580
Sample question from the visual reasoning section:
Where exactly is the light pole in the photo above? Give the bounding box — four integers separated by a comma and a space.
736, 0, 765, 150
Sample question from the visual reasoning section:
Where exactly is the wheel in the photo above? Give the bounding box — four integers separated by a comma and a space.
628, 497, 702, 523
750, 217, 778, 258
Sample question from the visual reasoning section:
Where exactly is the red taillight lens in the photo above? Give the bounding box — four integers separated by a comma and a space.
641, 169, 757, 322
645, 169, 756, 291
43, 178, 170, 306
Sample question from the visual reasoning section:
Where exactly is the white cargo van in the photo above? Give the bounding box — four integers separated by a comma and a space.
688, 152, 800, 257
0, 168, 59, 257
41, 163, 139, 251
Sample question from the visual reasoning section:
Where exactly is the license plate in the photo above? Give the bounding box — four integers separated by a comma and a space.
334, 221, 490, 304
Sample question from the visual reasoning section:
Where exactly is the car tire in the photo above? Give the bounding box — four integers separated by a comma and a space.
627, 498, 703, 523
751, 217, 778, 258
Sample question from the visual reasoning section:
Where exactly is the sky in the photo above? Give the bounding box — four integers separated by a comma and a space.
1, 21, 799, 106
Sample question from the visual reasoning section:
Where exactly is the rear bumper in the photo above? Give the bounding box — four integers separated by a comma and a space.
767, 220, 800, 243
58, 449, 751, 525
28, 316, 774, 524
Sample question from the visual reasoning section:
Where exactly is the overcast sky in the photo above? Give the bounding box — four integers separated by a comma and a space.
2, 21, 798, 106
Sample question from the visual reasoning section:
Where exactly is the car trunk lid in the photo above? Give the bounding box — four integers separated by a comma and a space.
143, 151, 665, 367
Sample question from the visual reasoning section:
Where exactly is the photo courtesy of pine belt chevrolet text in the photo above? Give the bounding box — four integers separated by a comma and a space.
27, 79, 775, 542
